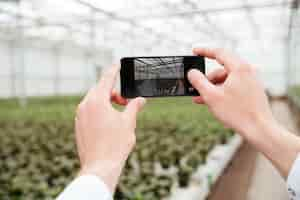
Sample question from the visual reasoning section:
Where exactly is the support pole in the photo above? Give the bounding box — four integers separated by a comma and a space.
9, 40, 16, 97
53, 44, 61, 96
286, 0, 299, 88
16, 0, 27, 107
86, 8, 97, 89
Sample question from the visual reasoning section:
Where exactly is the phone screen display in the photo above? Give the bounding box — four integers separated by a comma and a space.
121, 56, 205, 98
134, 57, 185, 96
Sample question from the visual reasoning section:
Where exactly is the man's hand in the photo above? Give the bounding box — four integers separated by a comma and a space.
188, 48, 300, 178
188, 48, 275, 138
75, 65, 146, 193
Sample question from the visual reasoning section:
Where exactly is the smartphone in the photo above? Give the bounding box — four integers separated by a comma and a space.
120, 56, 205, 98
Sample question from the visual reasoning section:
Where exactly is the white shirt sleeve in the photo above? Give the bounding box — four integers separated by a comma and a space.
287, 154, 300, 200
56, 175, 113, 200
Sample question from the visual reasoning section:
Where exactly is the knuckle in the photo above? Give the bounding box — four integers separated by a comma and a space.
76, 103, 85, 115
248, 65, 257, 74
202, 90, 213, 101
215, 48, 227, 65
205, 90, 222, 103
99, 78, 107, 89
215, 48, 226, 56
193, 78, 202, 89
100, 71, 110, 82
205, 88, 215, 97
103, 67, 114, 78
103, 68, 111, 76
86, 96, 101, 108
239, 64, 255, 74
215, 90, 225, 100
203, 94, 214, 104
129, 134, 137, 146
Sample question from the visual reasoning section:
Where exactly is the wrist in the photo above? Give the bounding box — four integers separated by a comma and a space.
79, 160, 125, 194
242, 114, 300, 178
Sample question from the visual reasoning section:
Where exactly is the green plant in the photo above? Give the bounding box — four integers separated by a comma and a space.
288, 86, 300, 129
0, 96, 233, 200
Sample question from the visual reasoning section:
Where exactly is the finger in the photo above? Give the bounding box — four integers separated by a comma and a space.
81, 86, 97, 105
75, 117, 85, 164
124, 97, 147, 124
191, 69, 226, 104
207, 68, 228, 85
111, 91, 128, 106
188, 69, 218, 101
193, 48, 243, 71
98, 65, 120, 99
192, 96, 205, 104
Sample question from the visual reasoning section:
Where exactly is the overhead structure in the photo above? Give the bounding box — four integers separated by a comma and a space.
0, 0, 293, 54
0, 0, 296, 100
287, 0, 300, 87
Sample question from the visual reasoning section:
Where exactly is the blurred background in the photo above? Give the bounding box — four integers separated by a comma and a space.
1, 0, 300, 200
0, 0, 298, 101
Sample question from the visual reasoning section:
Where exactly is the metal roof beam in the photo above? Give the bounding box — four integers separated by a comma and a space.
292, 0, 299, 8
243, 0, 260, 40
0, 7, 111, 50
0, 6, 140, 50
184, 0, 236, 44
130, 2, 292, 20
0, 7, 76, 33
75, 0, 193, 48
0, 7, 122, 45
288, 0, 299, 37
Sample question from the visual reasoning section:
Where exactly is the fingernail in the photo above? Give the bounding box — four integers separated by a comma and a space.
188, 69, 198, 80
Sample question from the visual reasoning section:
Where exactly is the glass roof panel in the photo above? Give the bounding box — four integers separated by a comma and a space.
193, 0, 244, 10
0, 0, 293, 51
247, 0, 292, 6
0, 13, 14, 23
29, 0, 91, 16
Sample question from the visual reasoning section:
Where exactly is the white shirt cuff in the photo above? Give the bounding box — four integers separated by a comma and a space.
56, 175, 113, 200
287, 154, 300, 200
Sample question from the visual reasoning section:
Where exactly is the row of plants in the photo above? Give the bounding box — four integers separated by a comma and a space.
288, 86, 300, 129
288, 86, 300, 104
0, 96, 233, 200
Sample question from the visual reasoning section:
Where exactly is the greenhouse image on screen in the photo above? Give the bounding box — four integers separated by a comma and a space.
134, 57, 185, 96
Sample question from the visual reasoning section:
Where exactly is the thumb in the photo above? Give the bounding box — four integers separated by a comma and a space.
188, 69, 217, 99
124, 97, 147, 122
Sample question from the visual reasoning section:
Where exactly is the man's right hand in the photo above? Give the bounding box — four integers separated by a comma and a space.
188, 48, 300, 178
188, 48, 275, 139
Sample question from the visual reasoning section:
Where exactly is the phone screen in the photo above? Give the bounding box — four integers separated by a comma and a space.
135, 57, 186, 96
121, 56, 205, 98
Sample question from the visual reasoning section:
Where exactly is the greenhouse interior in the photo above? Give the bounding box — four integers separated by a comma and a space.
0, 0, 300, 199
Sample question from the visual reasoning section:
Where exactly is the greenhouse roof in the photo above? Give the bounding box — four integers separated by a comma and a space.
0, 0, 295, 52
